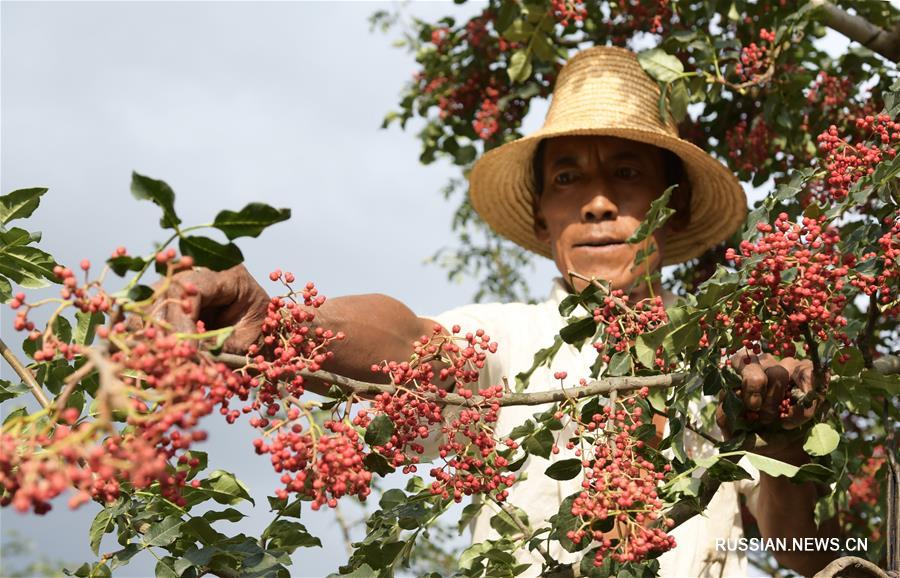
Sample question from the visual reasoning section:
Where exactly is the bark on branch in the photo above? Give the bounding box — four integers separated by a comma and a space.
812, 0, 900, 62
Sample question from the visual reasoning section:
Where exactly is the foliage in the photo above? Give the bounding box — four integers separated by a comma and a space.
1, 2, 900, 577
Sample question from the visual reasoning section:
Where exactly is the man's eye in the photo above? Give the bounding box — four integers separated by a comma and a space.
554, 171, 577, 185
615, 166, 640, 179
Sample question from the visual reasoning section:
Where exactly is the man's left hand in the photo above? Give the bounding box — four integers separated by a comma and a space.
715, 351, 824, 462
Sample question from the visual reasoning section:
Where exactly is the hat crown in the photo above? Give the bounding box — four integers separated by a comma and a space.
543, 46, 679, 137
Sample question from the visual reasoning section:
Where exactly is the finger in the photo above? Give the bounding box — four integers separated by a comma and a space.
791, 359, 815, 393
756, 353, 778, 370
741, 363, 767, 412
760, 365, 789, 424
715, 390, 731, 439
783, 360, 818, 429
730, 349, 758, 373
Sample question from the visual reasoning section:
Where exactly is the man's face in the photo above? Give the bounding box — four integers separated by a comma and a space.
533, 135, 674, 294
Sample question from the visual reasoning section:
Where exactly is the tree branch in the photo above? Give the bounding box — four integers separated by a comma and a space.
0, 336, 50, 408
811, 0, 900, 62
214, 351, 684, 407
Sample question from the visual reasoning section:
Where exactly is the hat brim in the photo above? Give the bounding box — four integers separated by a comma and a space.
468, 126, 748, 266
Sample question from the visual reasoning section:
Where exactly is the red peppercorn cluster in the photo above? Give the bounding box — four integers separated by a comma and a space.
736, 28, 775, 83
806, 71, 852, 110
725, 117, 777, 178
356, 325, 517, 502
591, 292, 671, 371
850, 213, 900, 319
848, 447, 884, 509
605, 0, 672, 42
550, 0, 586, 27
723, 214, 851, 357
255, 420, 372, 511
566, 394, 676, 566
473, 87, 501, 140
817, 115, 900, 201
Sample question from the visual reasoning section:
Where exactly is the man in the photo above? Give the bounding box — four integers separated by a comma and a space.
159, 47, 838, 576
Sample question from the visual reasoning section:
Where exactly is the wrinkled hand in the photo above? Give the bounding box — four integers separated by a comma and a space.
715, 350, 824, 461
141, 264, 270, 355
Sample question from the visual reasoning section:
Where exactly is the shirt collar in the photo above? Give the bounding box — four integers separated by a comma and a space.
547, 276, 678, 308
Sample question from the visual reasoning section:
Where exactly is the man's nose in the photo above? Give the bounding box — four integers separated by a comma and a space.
581, 188, 618, 223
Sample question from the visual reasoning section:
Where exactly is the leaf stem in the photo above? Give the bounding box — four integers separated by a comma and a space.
0, 336, 49, 408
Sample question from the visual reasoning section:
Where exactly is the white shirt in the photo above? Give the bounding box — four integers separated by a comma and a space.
423, 278, 761, 578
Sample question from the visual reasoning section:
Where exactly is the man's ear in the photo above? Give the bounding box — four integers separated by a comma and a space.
532, 195, 550, 243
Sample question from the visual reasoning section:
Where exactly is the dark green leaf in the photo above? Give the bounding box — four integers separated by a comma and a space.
202, 507, 245, 524
143, 516, 184, 547
606, 350, 633, 377
627, 185, 676, 244
0, 379, 29, 402
131, 172, 181, 229
203, 470, 255, 506
106, 255, 147, 277
263, 519, 322, 553
0, 187, 48, 225
178, 236, 243, 271
524, 428, 554, 459
89, 509, 115, 555
154, 558, 179, 578
363, 452, 396, 476
365, 414, 395, 446
560, 316, 595, 344
212, 203, 291, 240
75, 311, 105, 346
544, 459, 582, 481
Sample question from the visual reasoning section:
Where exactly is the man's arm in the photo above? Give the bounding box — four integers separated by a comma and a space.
154, 265, 438, 394
753, 446, 839, 576
717, 352, 840, 577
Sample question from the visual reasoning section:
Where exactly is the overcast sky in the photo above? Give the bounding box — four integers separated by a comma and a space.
0, 1, 880, 576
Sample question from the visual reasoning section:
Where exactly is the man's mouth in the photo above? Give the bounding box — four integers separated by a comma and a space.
574, 238, 627, 249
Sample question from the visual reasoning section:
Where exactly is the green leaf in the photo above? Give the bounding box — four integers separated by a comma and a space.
695, 456, 752, 482
544, 459, 582, 481
89, 509, 116, 555
803, 423, 840, 457
363, 452, 396, 476
515, 336, 563, 392
143, 516, 184, 547
627, 185, 676, 244
560, 316, 595, 344
508, 50, 533, 84
154, 558, 180, 578
106, 255, 147, 277
212, 203, 291, 240
0, 379, 30, 402
0, 275, 11, 301
459, 501, 484, 535
637, 48, 684, 83
182, 516, 227, 545
495, 1, 520, 33
178, 235, 243, 271
365, 414, 395, 446
204, 470, 255, 505
0, 228, 58, 288
524, 428, 554, 459
108, 544, 141, 571
489, 505, 530, 536
668, 80, 689, 123
51, 315, 72, 343
262, 519, 322, 553
0, 188, 48, 225
606, 350, 633, 377
75, 311, 105, 346
131, 172, 181, 229
327, 564, 377, 578
202, 507, 246, 524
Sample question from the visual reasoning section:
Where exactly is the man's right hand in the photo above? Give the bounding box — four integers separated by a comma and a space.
151, 264, 270, 354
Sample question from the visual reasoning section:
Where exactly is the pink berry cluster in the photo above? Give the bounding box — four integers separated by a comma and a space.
736, 28, 775, 83
723, 214, 851, 357
591, 292, 671, 371
817, 115, 900, 201
550, 0, 586, 27
473, 86, 501, 140
566, 392, 676, 566
725, 117, 777, 178
606, 0, 672, 42
254, 420, 371, 511
355, 325, 518, 503
806, 71, 852, 110
849, 213, 900, 319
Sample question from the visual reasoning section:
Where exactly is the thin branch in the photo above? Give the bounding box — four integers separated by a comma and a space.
811, 0, 900, 62
0, 337, 49, 408
214, 351, 684, 407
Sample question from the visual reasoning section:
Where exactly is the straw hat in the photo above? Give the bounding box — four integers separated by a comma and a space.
468, 45, 747, 265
